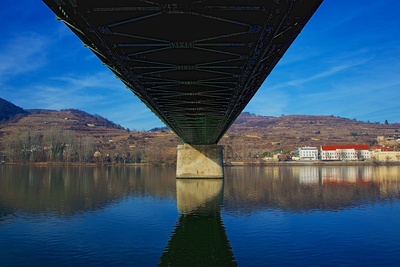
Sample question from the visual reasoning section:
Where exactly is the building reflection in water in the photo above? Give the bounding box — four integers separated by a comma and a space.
298, 166, 400, 198
223, 166, 400, 212
159, 179, 237, 267
1, 165, 399, 266
1, 165, 399, 216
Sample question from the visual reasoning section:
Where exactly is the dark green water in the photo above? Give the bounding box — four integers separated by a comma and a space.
1, 165, 399, 266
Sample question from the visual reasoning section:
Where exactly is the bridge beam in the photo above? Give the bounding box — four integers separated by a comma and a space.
176, 144, 224, 179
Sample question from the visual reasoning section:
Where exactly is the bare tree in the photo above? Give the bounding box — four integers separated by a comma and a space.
75, 136, 95, 163
3, 134, 21, 162
62, 131, 76, 163
44, 128, 66, 162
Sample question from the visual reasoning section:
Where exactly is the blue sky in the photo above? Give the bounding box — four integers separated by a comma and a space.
1, 0, 399, 130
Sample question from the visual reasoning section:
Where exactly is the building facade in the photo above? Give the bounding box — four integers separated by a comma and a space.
298, 147, 318, 160
320, 144, 370, 161
370, 145, 400, 162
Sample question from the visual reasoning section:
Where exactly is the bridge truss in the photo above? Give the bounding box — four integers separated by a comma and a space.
43, 0, 323, 144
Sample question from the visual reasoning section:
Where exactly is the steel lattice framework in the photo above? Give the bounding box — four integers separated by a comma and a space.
43, 0, 323, 144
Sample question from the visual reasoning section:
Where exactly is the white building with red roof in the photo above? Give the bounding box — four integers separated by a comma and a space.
320, 144, 370, 161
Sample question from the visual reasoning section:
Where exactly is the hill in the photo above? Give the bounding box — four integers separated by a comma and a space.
0, 99, 399, 164
0, 97, 29, 122
0, 108, 126, 138
227, 112, 400, 147
0, 104, 123, 139
0, 103, 179, 164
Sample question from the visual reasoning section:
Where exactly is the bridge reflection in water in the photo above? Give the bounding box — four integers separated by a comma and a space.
1, 165, 399, 215
159, 179, 236, 266
1, 166, 400, 265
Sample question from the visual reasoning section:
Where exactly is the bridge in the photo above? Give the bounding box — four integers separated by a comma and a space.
43, 0, 323, 178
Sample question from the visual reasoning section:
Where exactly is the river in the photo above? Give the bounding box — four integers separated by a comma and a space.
1, 165, 399, 266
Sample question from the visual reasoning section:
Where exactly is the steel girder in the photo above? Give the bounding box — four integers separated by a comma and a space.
42, 0, 323, 144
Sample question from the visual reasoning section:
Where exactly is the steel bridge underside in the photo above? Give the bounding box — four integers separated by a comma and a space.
43, 0, 322, 145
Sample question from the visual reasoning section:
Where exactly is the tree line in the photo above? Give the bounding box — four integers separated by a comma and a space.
1, 129, 178, 165
2, 129, 95, 163
1, 128, 302, 165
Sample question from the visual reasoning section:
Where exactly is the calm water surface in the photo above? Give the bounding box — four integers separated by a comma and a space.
1, 165, 399, 266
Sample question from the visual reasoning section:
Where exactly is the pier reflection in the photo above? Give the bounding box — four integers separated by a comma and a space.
159, 179, 236, 266
176, 179, 223, 214
1, 165, 399, 266
0, 165, 399, 217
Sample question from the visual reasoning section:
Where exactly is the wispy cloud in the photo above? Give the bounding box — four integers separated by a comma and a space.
246, 39, 400, 122
2, 0, 399, 130
279, 66, 400, 123
7, 70, 164, 129
17, 71, 124, 107
267, 54, 373, 93
288, 57, 372, 88
0, 34, 48, 81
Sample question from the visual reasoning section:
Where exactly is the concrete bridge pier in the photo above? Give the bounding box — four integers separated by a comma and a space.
176, 144, 224, 179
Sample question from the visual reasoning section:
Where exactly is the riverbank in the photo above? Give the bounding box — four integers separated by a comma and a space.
2, 160, 400, 167
1, 162, 151, 167
225, 160, 400, 167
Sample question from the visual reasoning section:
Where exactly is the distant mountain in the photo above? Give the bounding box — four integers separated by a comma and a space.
0, 97, 29, 123
148, 126, 169, 132
3, 108, 122, 130
1, 97, 399, 165
26, 109, 58, 114
226, 113, 400, 149
0, 97, 124, 130
0, 99, 127, 146
1, 97, 399, 155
